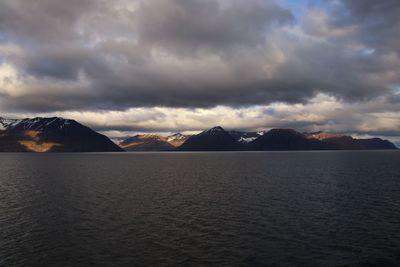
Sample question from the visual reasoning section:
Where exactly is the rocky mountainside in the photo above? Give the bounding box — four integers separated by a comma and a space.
166, 133, 190, 147
119, 133, 190, 151
119, 134, 174, 151
0, 117, 123, 152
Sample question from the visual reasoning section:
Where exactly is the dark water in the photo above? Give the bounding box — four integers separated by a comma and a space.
1, 151, 400, 267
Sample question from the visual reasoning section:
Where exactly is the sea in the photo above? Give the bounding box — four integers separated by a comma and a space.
1, 151, 400, 266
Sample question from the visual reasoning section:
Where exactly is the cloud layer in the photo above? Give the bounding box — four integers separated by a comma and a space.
0, 0, 399, 140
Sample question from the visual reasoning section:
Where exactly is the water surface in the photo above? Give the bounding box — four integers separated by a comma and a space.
1, 151, 400, 266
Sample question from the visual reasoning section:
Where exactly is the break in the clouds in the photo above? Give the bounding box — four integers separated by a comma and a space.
0, 0, 399, 139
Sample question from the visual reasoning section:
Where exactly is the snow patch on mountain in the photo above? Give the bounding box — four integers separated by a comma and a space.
0, 117, 21, 130
238, 136, 258, 143
232, 130, 267, 144
166, 133, 190, 147
201, 126, 225, 135
167, 133, 186, 142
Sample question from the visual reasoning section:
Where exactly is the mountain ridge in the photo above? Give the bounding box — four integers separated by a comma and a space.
120, 134, 175, 151
178, 127, 397, 151
0, 117, 397, 152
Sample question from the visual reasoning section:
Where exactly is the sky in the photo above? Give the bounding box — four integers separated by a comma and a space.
0, 0, 399, 143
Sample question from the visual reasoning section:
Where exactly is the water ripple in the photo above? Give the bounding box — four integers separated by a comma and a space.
0, 151, 400, 266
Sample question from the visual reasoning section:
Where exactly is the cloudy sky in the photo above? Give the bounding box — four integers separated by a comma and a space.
0, 0, 399, 143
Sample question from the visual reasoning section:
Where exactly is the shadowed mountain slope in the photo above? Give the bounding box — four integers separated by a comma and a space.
0, 117, 123, 152
178, 126, 241, 151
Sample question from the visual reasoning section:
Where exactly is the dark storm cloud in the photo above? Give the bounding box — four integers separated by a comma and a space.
0, 0, 97, 43
23, 47, 92, 80
333, 0, 400, 50
0, 0, 399, 113
135, 0, 293, 53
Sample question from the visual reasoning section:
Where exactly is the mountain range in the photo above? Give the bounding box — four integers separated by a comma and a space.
175, 127, 396, 151
0, 116, 397, 152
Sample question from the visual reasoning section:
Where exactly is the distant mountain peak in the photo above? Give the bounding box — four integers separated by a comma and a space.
179, 126, 241, 151
201, 126, 226, 135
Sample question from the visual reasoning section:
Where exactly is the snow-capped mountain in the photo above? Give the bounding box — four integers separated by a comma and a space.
5, 117, 74, 131
0, 117, 123, 152
200, 126, 226, 136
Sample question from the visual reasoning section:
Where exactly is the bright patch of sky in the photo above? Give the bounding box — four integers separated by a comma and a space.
362, 48, 376, 56
282, 0, 325, 19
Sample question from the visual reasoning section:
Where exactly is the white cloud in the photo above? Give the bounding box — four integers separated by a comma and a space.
0, 63, 24, 97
